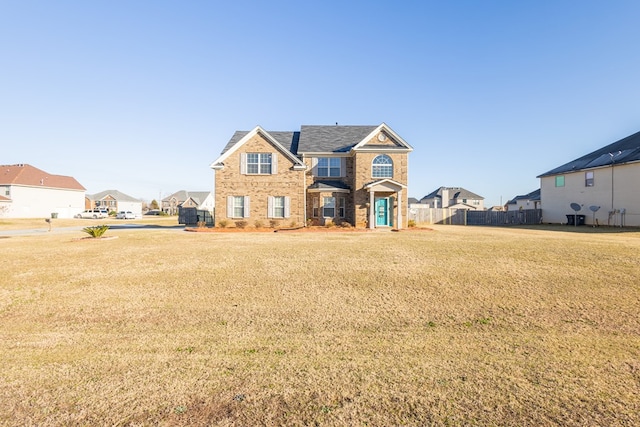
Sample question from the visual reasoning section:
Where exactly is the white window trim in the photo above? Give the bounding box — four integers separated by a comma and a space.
267, 196, 290, 218
314, 157, 345, 177
323, 196, 336, 218
227, 195, 250, 218
372, 154, 393, 178
240, 153, 277, 175
585, 171, 594, 187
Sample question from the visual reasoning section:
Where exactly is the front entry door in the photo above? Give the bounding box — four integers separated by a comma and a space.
375, 198, 389, 226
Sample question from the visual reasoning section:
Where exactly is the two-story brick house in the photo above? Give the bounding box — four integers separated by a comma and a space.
210, 124, 413, 229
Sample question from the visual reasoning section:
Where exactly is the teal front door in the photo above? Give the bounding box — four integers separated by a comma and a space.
375, 198, 389, 226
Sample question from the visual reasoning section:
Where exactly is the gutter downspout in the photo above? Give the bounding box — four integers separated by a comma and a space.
302, 154, 307, 227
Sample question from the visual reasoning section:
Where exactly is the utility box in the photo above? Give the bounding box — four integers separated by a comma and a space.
566, 214, 585, 225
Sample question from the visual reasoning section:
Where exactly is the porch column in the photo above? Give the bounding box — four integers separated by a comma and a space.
369, 190, 375, 229
397, 189, 403, 230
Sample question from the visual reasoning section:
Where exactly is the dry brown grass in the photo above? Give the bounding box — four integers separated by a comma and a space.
0, 215, 177, 230
0, 225, 639, 426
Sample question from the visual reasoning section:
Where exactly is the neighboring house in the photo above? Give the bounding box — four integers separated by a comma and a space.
210, 123, 413, 229
419, 187, 485, 210
0, 164, 85, 218
86, 190, 143, 217
505, 189, 541, 211
538, 130, 640, 226
162, 190, 214, 215
0, 194, 11, 216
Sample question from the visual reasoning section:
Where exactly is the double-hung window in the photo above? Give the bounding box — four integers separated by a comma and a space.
317, 158, 341, 177
323, 197, 335, 217
268, 196, 290, 218
312, 198, 319, 217
274, 197, 284, 218
246, 153, 272, 174
227, 196, 250, 218
372, 154, 393, 178
585, 171, 594, 187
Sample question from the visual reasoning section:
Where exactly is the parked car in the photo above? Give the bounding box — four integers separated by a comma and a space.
75, 209, 109, 219
116, 211, 136, 219
145, 209, 161, 216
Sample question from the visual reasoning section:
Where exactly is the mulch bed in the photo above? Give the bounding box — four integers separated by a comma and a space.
184, 226, 433, 233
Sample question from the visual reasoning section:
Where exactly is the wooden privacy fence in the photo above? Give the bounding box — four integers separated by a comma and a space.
408, 205, 542, 226
178, 207, 215, 227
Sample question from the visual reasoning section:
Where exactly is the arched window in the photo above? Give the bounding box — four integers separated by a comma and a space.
372, 154, 393, 178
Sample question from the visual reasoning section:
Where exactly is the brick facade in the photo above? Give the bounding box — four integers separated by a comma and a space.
214, 133, 305, 227
212, 125, 411, 229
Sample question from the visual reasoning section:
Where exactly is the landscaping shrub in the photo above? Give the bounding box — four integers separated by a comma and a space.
81, 225, 109, 238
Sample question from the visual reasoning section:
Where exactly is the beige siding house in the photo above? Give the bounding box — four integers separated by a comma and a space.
162, 190, 214, 215
210, 124, 413, 229
87, 190, 143, 217
0, 164, 85, 218
538, 130, 640, 226
505, 189, 541, 211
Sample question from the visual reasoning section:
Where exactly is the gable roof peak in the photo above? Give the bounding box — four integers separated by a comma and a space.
210, 126, 305, 170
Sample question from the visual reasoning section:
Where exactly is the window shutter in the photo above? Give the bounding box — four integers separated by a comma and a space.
240, 153, 247, 174
227, 196, 233, 218
311, 158, 318, 176
340, 157, 346, 177
267, 196, 274, 218
271, 153, 278, 175
244, 196, 250, 218
284, 196, 291, 218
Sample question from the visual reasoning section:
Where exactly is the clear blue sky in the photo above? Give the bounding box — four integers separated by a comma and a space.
2, 1, 639, 206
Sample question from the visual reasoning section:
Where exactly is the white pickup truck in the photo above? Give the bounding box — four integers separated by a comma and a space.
75, 209, 109, 219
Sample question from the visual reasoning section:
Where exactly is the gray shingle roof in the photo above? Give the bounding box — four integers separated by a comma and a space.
420, 187, 484, 201
538, 130, 640, 177
164, 190, 211, 204
184, 191, 211, 205
308, 180, 351, 191
297, 125, 377, 153
216, 124, 409, 162
219, 131, 299, 155
507, 189, 541, 205
88, 189, 141, 202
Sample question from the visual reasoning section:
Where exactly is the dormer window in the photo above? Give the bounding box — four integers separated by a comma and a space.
372, 154, 393, 178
